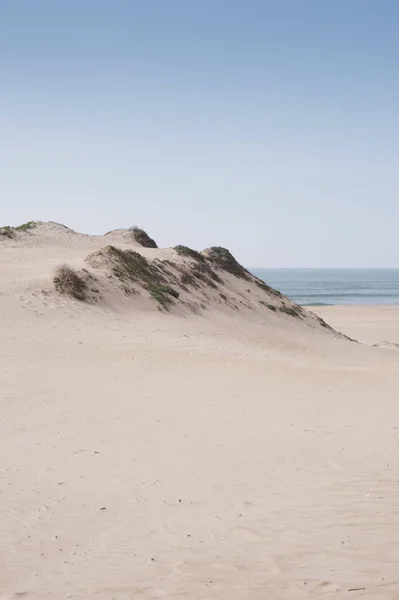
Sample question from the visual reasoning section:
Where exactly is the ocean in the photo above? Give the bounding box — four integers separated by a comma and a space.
250, 268, 399, 306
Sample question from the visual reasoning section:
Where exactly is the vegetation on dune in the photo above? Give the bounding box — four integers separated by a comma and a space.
180, 271, 197, 287
0, 226, 15, 239
259, 300, 277, 312
161, 284, 179, 299
1, 221, 38, 238
191, 260, 223, 288
101, 246, 156, 282
254, 278, 283, 298
174, 245, 205, 262
53, 265, 88, 301
15, 221, 38, 231
129, 226, 158, 248
152, 260, 183, 288
279, 303, 304, 318
316, 315, 333, 330
171, 257, 222, 290
204, 246, 251, 279
147, 282, 179, 309
87, 245, 179, 310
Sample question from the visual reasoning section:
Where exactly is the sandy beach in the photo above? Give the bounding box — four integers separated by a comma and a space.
1, 224, 399, 599
313, 305, 399, 347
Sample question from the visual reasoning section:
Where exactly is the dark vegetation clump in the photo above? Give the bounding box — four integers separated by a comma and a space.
129, 226, 158, 248
180, 271, 198, 287
313, 314, 355, 342
259, 300, 277, 312
173, 255, 223, 290
152, 260, 182, 288
316, 315, 333, 330
53, 265, 88, 301
174, 245, 205, 262
191, 261, 223, 288
0, 226, 15, 239
160, 285, 180, 299
1, 222, 38, 239
279, 303, 304, 318
15, 221, 38, 231
147, 282, 179, 309
205, 247, 251, 279
254, 279, 283, 298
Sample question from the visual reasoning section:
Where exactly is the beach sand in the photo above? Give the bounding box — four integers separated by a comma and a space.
1, 225, 399, 599
313, 305, 399, 347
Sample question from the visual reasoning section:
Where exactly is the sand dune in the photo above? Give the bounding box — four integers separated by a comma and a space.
1, 223, 399, 599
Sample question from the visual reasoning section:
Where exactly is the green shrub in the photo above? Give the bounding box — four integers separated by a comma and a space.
15, 221, 37, 231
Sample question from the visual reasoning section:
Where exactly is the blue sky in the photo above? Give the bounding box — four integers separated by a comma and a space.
1, 0, 398, 267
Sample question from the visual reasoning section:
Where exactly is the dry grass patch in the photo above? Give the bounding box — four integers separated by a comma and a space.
53, 265, 88, 301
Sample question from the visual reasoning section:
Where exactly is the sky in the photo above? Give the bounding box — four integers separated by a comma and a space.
1, 0, 398, 267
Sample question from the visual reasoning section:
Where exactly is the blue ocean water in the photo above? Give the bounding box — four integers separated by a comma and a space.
250, 269, 399, 306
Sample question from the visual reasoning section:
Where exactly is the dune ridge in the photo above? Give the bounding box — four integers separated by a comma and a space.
1, 221, 341, 338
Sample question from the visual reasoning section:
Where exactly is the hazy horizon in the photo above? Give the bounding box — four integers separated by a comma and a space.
1, 1, 398, 268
